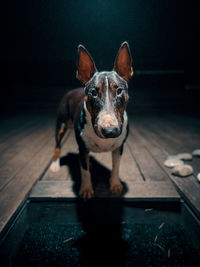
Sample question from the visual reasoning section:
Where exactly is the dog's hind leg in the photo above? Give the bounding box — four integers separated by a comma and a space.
110, 147, 123, 194
50, 119, 67, 172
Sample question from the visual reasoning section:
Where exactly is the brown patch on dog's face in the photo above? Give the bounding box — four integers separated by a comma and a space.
110, 82, 117, 90
84, 71, 129, 138
96, 82, 102, 91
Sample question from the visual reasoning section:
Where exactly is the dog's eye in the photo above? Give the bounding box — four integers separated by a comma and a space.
91, 88, 98, 97
117, 88, 123, 96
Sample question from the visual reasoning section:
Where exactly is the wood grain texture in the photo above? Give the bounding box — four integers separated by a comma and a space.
43, 130, 143, 182
145, 115, 200, 176
0, 117, 55, 234
91, 141, 143, 182
0, 118, 45, 165
1, 113, 200, 237
0, 115, 43, 144
130, 116, 200, 218
0, 121, 54, 190
30, 180, 180, 202
127, 130, 169, 181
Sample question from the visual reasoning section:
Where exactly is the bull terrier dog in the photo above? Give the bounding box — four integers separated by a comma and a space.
50, 42, 133, 199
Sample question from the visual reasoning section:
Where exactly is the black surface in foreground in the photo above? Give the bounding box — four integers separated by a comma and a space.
13, 222, 200, 267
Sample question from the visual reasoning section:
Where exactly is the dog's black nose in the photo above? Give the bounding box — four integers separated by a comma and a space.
102, 127, 120, 138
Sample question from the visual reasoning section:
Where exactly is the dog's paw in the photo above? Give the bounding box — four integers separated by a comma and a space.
110, 180, 123, 195
79, 184, 94, 200
50, 159, 60, 172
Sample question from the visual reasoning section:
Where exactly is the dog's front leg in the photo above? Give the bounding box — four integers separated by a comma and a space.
79, 150, 94, 199
110, 148, 123, 194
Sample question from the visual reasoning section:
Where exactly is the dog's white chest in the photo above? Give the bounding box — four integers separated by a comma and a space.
81, 112, 128, 153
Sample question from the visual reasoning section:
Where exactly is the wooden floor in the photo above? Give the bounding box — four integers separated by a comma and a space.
0, 113, 200, 236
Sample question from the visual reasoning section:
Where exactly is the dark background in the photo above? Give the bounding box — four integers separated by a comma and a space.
0, 0, 199, 115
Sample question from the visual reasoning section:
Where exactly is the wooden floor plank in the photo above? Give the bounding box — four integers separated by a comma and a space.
0, 115, 40, 144
127, 128, 170, 181
91, 141, 143, 182
146, 115, 200, 176
43, 129, 143, 182
0, 121, 54, 191
3, 113, 199, 238
131, 118, 200, 218
0, 115, 30, 137
119, 143, 143, 182
134, 114, 200, 176
143, 115, 200, 152
30, 180, 180, 202
0, 128, 55, 234
0, 118, 46, 165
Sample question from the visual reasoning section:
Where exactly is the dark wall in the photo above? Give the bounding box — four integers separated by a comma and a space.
1, 0, 185, 85
0, 1, 199, 114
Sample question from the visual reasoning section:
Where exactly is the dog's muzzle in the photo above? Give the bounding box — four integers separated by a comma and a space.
94, 114, 121, 138
101, 126, 121, 138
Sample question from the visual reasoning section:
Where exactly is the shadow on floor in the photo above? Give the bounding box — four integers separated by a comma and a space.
11, 153, 200, 266
60, 152, 129, 266
60, 152, 128, 198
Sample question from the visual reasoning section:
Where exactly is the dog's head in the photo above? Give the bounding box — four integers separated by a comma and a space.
77, 42, 133, 139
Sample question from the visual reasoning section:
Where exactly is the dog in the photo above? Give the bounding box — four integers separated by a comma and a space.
50, 41, 133, 199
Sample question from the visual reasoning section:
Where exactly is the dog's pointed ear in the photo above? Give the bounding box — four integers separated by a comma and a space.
76, 45, 97, 84
114, 41, 133, 81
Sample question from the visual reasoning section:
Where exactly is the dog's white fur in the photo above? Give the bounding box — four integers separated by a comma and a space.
81, 102, 128, 153
50, 158, 60, 172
